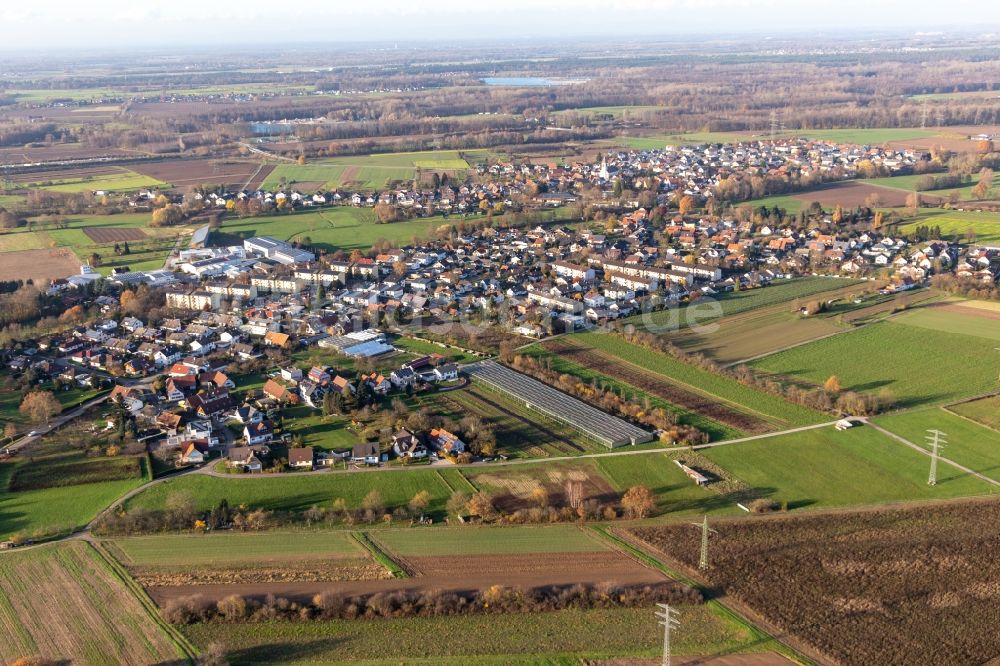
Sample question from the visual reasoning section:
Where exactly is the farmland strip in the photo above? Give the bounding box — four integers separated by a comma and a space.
544, 337, 774, 433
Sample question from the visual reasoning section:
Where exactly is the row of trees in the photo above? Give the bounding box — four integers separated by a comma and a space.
164, 579, 700, 626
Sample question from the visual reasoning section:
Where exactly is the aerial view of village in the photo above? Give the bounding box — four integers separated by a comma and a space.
0, 2, 999, 664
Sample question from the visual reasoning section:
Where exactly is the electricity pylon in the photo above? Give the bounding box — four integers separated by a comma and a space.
926, 429, 947, 486
690, 515, 717, 570
655, 603, 680, 666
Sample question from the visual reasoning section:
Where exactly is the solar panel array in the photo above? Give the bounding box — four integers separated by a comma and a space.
466, 361, 653, 448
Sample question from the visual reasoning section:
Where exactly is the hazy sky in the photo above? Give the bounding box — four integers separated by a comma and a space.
2, 0, 999, 50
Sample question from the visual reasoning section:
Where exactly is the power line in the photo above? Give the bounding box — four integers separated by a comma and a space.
926, 429, 948, 486
690, 515, 718, 570
655, 603, 680, 666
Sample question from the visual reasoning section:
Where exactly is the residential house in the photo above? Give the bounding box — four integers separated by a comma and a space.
351, 442, 381, 466
288, 446, 315, 469
243, 419, 275, 445
429, 428, 466, 454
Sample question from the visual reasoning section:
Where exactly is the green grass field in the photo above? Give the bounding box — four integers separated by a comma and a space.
572, 331, 827, 428
182, 605, 753, 665
0, 194, 25, 209
392, 336, 480, 364
0, 456, 149, 540
752, 320, 1000, 408
703, 425, 994, 509
104, 531, 364, 566
125, 468, 454, 517
219, 207, 459, 252
898, 209, 1000, 245
280, 405, 360, 451
260, 150, 495, 190
30, 169, 169, 193
628, 277, 861, 329
866, 171, 1000, 200
873, 408, 1000, 483
594, 454, 723, 513
893, 304, 1000, 342
950, 395, 1000, 430
374, 524, 607, 556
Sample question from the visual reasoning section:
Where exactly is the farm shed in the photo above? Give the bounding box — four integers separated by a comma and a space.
466, 361, 653, 448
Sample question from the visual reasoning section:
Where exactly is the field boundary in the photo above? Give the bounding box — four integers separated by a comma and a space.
354, 531, 409, 578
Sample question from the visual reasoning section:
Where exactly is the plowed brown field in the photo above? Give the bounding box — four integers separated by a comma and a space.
148, 550, 665, 605
83, 226, 147, 243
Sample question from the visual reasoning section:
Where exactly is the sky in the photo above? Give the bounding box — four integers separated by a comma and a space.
2, 0, 999, 50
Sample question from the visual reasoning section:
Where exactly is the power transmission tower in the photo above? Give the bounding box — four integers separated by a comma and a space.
769, 110, 779, 141
655, 603, 680, 666
690, 515, 718, 570
920, 104, 929, 129
926, 429, 948, 486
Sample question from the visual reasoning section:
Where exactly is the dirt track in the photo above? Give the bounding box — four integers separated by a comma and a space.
544, 338, 772, 434
147, 551, 665, 605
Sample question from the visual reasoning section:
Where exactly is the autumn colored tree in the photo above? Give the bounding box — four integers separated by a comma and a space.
679, 195, 696, 216
361, 489, 384, 515
467, 491, 497, 521
824, 375, 842, 393
408, 490, 431, 515
19, 391, 61, 425
621, 485, 655, 519
3, 422, 16, 440
59, 304, 85, 323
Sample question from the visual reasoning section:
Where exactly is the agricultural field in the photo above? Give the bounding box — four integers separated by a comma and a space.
132, 158, 261, 190
536, 337, 747, 439
0, 541, 187, 664
594, 453, 735, 515
752, 319, 1000, 408
4, 210, 199, 276
866, 170, 1000, 201
260, 150, 495, 190
0, 247, 81, 282
661, 283, 878, 364
873, 408, 1000, 483
183, 604, 758, 666
561, 331, 826, 428
103, 531, 392, 588
701, 425, 993, 509
0, 194, 26, 209
438, 385, 595, 457
629, 499, 1000, 665
898, 209, 1000, 245
21, 167, 169, 193
891, 300, 1000, 341
217, 207, 460, 252
950, 395, 1000, 430
462, 456, 718, 518
373, 524, 605, 557
125, 468, 455, 518
0, 453, 149, 541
